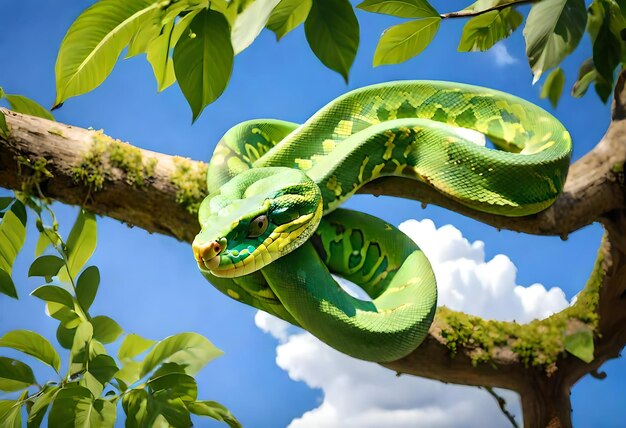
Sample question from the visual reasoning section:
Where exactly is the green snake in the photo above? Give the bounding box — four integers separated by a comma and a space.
192, 81, 571, 362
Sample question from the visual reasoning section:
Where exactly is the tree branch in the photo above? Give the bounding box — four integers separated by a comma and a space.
1, 73, 626, 427
440, 0, 536, 19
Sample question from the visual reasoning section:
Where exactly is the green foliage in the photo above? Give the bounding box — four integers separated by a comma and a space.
523, 0, 587, 83
357, 0, 438, 18
0, 87, 54, 121
540, 67, 566, 108
54, 0, 159, 107
0, 201, 27, 299
267, 0, 312, 39
173, 8, 234, 122
458, 8, 522, 52
0, 194, 240, 427
304, 0, 360, 82
373, 17, 440, 66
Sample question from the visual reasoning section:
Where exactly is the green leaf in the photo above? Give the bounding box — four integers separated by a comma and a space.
56, 324, 77, 350
572, 58, 598, 98
76, 266, 99, 311
92, 316, 124, 344
54, 0, 160, 106
0, 269, 17, 300
0, 357, 36, 392
27, 385, 59, 428
118, 333, 155, 362
89, 354, 119, 386
10, 200, 26, 227
70, 321, 93, 368
115, 360, 142, 387
305, 0, 359, 82
267, 0, 312, 39
28, 255, 65, 278
0, 331, 61, 372
149, 373, 197, 403
0, 210, 27, 275
34, 230, 57, 257
458, 8, 522, 52
127, 9, 162, 57
31, 285, 75, 309
146, 10, 199, 93
0, 197, 13, 212
59, 209, 97, 281
373, 17, 440, 66
0, 111, 8, 138
3, 94, 54, 121
48, 386, 116, 428
231, 0, 282, 54
357, 0, 438, 18
564, 328, 594, 363
523, 0, 587, 83
46, 302, 82, 328
0, 399, 22, 428
122, 389, 150, 428
188, 401, 242, 428
540, 67, 565, 108
173, 8, 234, 121
152, 396, 191, 428
140, 332, 223, 377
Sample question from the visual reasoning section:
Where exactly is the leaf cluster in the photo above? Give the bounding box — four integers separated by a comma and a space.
0, 197, 240, 428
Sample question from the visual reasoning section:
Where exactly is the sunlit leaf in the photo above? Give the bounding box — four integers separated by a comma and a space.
173, 8, 234, 121
523, 0, 587, 83
267, 0, 312, 39
115, 360, 142, 387
540, 67, 565, 108
231, 0, 281, 54
31, 285, 75, 309
148, 372, 197, 403
28, 255, 65, 278
76, 266, 99, 311
0, 399, 22, 428
564, 328, 594, 363
2, 94, 54, 121
92, 316, 124, 344
46, 302, 81, 328
127, 9, 162, 57
0, 330, 60, 372
48, 386, 116, 428
89, 354, 119, 386
122, 389, 150, 428
118, 333, 155, 362
305, 0, 359, 82
0, 357, 36, 392
188, 400, 242, 428
373, 17, 440, 66
357, 0, 438, 18
140, 332, 223, 377
0, 269, 17, 300
0, 210, 27, 277
59, 209, 97, 281
54, 0, 160, 106
572, 58, 598, 98
27, 384, 59, 428
70, 321, 93, 369
34, 230, 59, 257
458, 8, 522, 52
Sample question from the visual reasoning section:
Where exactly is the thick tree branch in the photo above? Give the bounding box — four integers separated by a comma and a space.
1, 74, 626, 427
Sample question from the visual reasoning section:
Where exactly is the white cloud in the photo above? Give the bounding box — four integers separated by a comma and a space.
490, 43, 517, 67
256, 218, 571, 427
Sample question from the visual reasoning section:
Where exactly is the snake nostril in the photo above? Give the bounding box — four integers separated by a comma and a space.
212, 242, 222, 255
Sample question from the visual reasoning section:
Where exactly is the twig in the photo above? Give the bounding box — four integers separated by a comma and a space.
482, 386, 519, 428
440, 0, 536, 19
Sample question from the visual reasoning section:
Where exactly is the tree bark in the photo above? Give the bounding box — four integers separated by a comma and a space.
2, 74, 626, 427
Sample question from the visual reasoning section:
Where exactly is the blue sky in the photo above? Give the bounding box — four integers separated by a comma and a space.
0, 1, 622, 426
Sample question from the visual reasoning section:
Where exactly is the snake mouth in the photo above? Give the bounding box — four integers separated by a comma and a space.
197, 255, 221, 271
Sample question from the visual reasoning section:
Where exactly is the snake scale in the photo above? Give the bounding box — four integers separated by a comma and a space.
192, 81, 571, 362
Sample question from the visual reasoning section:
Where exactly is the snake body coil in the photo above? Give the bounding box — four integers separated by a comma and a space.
193, 81, 571, 362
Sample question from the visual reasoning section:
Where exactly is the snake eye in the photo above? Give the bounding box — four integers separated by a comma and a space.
248, 214, 268, 238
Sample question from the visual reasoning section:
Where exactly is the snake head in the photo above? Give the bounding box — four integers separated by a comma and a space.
193, 167, 323, 278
